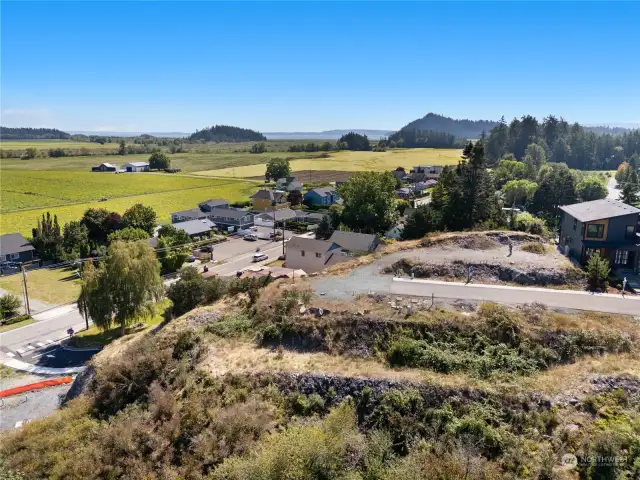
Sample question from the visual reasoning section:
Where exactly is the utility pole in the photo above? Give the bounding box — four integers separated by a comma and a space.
282, 219, 286, 256
21, 266, 31, 316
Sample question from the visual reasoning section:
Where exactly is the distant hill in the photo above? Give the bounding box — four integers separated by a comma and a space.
0, 127, 71, 140
69, 131, 189, 138
188, 125, 266, 143
265, 129, 392, 140
396, 113, 498, 140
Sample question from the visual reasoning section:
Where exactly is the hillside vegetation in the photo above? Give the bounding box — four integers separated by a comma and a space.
0, 127, 71, 140
188, 124, 266, 143
397, 113, 498, 139
2, 278, 640, 480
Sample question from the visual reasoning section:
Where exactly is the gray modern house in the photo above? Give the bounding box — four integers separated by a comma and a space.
559, 199, 640, 272
171, 203, 254, 232
0, 233, 35, 265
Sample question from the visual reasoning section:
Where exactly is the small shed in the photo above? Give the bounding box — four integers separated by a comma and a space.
92, 162, 117, 172
123, 162, 149, 172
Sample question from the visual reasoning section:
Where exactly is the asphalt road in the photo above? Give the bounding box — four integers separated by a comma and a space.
390, 278, 640, 315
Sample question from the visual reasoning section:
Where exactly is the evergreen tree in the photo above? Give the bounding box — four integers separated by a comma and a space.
118, 140, 126, 155
401, 205, 442, 239
619, 167, 640, 205
586, 252, 610, 292
315, 215, 334, 240
31, 212, 63, 261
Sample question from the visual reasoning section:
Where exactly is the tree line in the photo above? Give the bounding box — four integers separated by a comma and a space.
188, 124, 266, 143
485, 115, 640, 170
387, 128, 466, 149
0, 127, 71, 140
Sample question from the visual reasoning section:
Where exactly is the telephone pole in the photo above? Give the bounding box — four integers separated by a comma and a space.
21, 266, 31, 316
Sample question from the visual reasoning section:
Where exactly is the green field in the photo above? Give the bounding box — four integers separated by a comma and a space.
0, 140, 120, 151
0, 142, 462, 235
193, 148, 462, 177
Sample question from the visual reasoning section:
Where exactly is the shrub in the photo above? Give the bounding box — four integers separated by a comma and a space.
520, 242, 547, 255
206, 312, 253, 338
0, 314, 31, 326
513, 212, 548, 236
0, 293, 21, 319
586, 252, 610, 292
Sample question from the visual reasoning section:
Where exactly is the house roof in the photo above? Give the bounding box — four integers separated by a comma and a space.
256, 208, 297, 222
173, 219, 216, 236
97, 162, 116, 168
329, 231, 379, 253
251, 189, 287, 202
307, 187, 337, 197
305, 212, 326, 221
171, 208, 208, 219
0, 233, 35, 256
198, 199, 228, 208
397, 187, 411, 195
208, 207, 252, 219
422, 179, 438, 188
286, 236, 337, 255
559, 199, 640, 222
124, 162, 149, 167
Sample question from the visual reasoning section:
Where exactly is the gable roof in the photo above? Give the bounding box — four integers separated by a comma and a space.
307, 187, 337, 197
173, 219, 216, 236
559, 199, 640, 222
329, 231, 379, 253
286, 236, 337, 255
208, 207, 252, 219
0, 233, 35, 256
171, 208, 208, 219
124, 162, 149, 167
198, 199, 229, 209
256, 208, 297, 222
251, 189, 287, 202
97, 162, 117, 168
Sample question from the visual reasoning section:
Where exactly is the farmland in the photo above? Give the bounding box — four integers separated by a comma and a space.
0, 181, 257, 235
193, 148, 462, 177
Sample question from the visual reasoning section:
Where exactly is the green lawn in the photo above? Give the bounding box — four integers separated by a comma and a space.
71, 300, 170, 348
0, 317, 36, 333
0, 267, 81, 306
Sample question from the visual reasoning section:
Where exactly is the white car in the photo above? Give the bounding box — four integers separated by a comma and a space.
253, 252, 268, 262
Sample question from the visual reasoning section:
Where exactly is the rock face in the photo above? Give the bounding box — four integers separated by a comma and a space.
63, 365, 96, 403
387, 259, 584, 286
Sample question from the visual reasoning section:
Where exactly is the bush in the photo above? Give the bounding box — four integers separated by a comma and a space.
0, 293, 22, 319
586, 252, 610, 292
520, 242, 547, 255
0, 314, 31, 326
513, 212, 548, 236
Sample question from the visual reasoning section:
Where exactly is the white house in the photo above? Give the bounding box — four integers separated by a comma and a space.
284, 237, 348, 273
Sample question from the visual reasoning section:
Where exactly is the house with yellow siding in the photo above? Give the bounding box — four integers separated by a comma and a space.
250, 189, 289, 211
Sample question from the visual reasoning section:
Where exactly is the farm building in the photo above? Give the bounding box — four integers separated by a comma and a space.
91, 162, 117, 172
123, 162, 150, 172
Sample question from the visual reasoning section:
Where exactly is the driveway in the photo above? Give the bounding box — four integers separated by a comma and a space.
607, 177, 621, 200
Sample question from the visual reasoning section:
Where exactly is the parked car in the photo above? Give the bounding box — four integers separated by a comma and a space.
253, 252, 268, 262
244, 234, 258, 241
249, 226, 258, 231
200, 245, 213, 253
187, 255, 196, 262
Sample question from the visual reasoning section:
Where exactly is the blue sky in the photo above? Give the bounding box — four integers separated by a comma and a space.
2, 1, 639, 132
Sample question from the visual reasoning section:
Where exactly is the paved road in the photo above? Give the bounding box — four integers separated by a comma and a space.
607, 177, 621, 200
390, 278, 640, 315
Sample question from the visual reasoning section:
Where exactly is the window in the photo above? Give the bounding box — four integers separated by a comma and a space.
301, 250, 305, 257
626, 225, 636, 239
614, 250, 629, 265
0, 255, 5, 262
573, 218, 577, 231
315, 252, 322, 258
586, 224, 604, 238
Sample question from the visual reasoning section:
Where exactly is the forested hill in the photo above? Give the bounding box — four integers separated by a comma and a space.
398, 113, 498, 139
188, 125, 266, 143
485, 115, 640, 170
0, 127, 71, 140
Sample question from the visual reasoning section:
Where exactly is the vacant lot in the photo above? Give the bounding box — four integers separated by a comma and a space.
0, 266, 81, 306
194, 148, 462, 178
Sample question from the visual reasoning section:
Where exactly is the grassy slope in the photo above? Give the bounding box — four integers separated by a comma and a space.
194, 148, 462, 177
0, 266, 82, 305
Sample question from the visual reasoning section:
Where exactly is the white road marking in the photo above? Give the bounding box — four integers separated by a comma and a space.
31, 347, 59, 359
5, 352, 15, 358
36, 342, 45, 347
45, 339, 54, 344
16, 348, 26, 355
26, 345, 36, 350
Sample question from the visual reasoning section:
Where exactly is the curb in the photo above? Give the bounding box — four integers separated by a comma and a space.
59, 340, 102, 352
0, 377, 73, 398
1, 358, 86, 376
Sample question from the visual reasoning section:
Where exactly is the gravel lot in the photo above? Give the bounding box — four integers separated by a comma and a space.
0, 383, 70, 430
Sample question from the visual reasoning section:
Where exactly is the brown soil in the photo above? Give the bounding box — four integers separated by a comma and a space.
248, 170, 354, 183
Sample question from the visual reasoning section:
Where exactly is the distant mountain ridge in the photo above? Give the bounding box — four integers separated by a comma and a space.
188, 125, 266, 143
1, 127, 71, 140
397, 113, 498, 140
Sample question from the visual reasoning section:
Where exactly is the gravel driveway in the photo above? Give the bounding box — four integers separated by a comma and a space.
0, 383, 70, 430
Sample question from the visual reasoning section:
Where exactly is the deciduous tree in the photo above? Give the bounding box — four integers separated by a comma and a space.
156, 225, 191, 274
338, 171, 397, 234
148, 151, 170, 170
265, 157, 291, 180
576, 176, 607, 202
78, 241, 162, 335
122, 203, 157, 236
